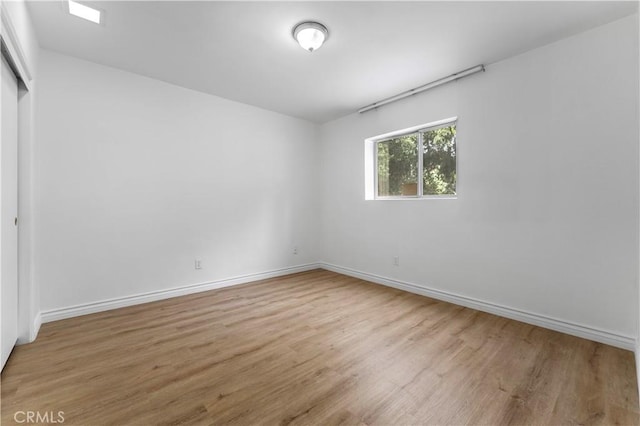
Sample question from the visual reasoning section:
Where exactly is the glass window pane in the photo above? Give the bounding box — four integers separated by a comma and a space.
377, 134, 418, 197
422, 125, 456, 195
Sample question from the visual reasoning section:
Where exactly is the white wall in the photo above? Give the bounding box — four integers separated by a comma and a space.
319, 15, 639, 343
32, 14, 640, 352
35, 50, 320, 313
2, 0, 40, 342
2, 0, 39, 73
637, 7, 640, 397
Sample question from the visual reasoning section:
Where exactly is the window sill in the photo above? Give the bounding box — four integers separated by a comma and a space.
370, 195, 457, 201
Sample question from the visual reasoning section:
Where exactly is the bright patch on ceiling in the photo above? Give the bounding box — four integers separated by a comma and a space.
68, 0, 101, 24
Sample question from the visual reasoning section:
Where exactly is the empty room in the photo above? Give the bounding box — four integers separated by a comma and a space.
1, 0, 639, 424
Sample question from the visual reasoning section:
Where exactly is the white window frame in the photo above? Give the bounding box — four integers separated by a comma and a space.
366, 117, 458, 200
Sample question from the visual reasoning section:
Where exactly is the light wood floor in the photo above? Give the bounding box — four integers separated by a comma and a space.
2, 270, 638, 425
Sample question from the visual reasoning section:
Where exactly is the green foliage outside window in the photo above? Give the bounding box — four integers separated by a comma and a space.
377, 135, 418, 196
422, 125, 456, 195
376, 124, 456, 197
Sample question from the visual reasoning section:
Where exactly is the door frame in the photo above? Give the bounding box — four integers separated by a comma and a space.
1, 2, 37, 343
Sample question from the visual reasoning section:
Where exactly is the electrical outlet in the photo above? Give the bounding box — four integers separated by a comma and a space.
393, 256, 400, 266
293, 246, 299, 255
195, 259, 202, 270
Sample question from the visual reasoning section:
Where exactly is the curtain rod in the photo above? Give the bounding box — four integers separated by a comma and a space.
358, 64, 485, 114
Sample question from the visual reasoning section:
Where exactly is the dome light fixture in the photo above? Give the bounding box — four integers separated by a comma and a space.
292, 21, 329, 52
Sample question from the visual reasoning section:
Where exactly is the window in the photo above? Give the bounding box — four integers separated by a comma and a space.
371, 119, 457, 199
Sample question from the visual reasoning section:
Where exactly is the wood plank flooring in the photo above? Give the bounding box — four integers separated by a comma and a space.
1, 269, 638, 425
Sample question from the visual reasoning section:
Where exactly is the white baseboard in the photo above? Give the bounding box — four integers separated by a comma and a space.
41, 263, 321, 323
636, 342, 640, 400
38, 261, 636, 352
16, 311, 42, 345
319, 262, 636, 351
31, 311, 41, 342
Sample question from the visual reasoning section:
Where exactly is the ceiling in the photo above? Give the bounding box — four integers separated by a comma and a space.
27, 1, 638, 123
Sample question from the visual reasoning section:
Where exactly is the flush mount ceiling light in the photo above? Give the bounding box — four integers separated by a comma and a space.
292, 21, 328, 52
68, 0, 101, 24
